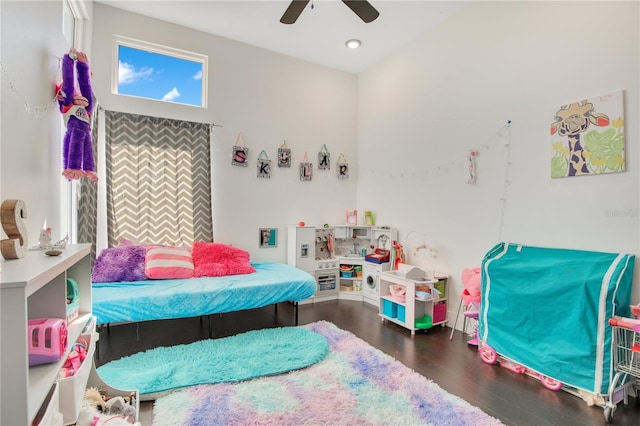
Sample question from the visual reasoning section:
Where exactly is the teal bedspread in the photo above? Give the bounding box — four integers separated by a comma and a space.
92, 262, 316, 325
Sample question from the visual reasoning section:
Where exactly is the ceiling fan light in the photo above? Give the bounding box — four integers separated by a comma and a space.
345, 39, 361, 49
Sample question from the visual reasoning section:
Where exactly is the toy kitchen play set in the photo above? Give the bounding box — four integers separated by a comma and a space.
287, 224, 397, 305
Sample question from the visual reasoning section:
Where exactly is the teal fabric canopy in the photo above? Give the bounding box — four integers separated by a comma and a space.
479, 242, 635, 395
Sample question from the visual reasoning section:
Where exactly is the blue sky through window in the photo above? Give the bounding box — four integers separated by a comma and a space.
118, 45, 203, 107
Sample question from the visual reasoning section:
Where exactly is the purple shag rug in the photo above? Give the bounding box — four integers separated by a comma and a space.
152, 321, 504, 425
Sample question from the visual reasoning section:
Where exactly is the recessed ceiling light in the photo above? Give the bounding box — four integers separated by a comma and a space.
345, 39, 361, 49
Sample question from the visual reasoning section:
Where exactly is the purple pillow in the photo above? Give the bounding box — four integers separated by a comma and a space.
92, 245, 147, 282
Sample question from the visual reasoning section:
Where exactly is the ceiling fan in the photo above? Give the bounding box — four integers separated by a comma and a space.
280, 0, 380, 25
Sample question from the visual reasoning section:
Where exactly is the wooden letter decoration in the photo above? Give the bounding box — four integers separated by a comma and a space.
1, 199, 28, 259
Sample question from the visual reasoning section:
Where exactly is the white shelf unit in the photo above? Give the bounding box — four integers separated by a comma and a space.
379, 266, 448, 336
338, 257, 364, 301
0, 244, 138, 425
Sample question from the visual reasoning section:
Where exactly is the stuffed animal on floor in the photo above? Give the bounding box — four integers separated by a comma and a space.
56, 48, 98, 182
82, 387, 106, 412
105, 395, 137, 419
76, 387, 136, 426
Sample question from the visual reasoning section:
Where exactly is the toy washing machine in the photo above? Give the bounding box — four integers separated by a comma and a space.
362, 261, 391, 306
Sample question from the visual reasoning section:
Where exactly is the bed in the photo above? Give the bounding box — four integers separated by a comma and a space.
92, 261, 317, 327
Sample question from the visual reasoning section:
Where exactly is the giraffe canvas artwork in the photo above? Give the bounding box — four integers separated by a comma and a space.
550, 90, 625, 178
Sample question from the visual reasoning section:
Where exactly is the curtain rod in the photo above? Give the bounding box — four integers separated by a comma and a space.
97, 106, 222, 127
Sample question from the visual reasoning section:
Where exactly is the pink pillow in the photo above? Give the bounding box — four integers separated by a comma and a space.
192, 242, 256, 277
145, 246, 194, 279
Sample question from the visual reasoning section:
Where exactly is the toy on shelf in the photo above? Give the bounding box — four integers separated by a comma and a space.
346, 209, 357, 225
30, 230, 68, 251
66, 278, 80, 323
28, 318, 68, 366
389, 284, 406, 303
58, 339, 88, 378
364, 210, 375, 226
340, 265, 354, 278
39, 226, 52, 249
365, 248, 390, 264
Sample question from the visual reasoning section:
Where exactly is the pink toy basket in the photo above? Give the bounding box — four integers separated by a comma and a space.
28, 318, 68, 366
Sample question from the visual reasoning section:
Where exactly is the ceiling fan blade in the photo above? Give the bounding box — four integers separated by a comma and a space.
342, 0, 380, 23
280, 0, 311, 24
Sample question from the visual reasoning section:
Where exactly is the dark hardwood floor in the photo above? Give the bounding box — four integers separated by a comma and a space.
95, 300, 640, 425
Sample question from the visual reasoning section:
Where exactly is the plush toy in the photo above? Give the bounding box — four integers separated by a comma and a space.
105, 396, 137, 419
460, 267, 481, 306
56, 48, 98, 182
76, 388, 135, 426
80, 387, 106, 414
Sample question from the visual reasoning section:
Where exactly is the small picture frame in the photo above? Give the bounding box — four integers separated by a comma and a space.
300, 152, 312, 181
232, 146, 248, 166
278, 141, 291, 168
300, 162, 312, 181
259, 228, 278, 248
318, 144, 330, 170
337, 153, 349, 179
232, 132, 249, 167
257, 150, 271, 179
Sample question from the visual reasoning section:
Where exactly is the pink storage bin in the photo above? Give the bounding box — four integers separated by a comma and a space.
28, 318, 68, 366
433, 301, 447, 324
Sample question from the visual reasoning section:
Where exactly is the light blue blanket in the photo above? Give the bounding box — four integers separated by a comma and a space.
92, 262, 316, 325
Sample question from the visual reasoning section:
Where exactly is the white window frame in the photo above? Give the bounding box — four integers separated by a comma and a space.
112, 35, 209, 108
62, 1, 75, 47
61, 0, 89, 244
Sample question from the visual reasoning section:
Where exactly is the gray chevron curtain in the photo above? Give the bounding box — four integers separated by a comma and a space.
77, 107, 100, 264
103, 110, 213, 247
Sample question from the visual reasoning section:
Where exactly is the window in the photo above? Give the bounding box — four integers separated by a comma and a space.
61, 0, 90, 245
62, 1, 75, 46
112, 36, 208, 108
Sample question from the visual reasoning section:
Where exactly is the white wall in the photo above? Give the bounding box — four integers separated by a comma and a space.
91, 3, 358, 262
0, 1, 90, 248
2, 1, 638, 328
357, 1, 640, 315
